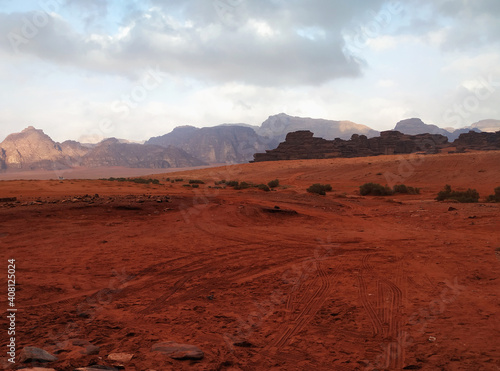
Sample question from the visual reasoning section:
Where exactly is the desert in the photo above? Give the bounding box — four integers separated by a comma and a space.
0, 150, 499, 370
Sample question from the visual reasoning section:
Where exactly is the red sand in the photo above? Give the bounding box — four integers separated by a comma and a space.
0, 151, 499, 370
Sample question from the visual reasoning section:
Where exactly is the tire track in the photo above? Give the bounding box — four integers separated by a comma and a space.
357, 274, 383, 336
267, 257, 345, 353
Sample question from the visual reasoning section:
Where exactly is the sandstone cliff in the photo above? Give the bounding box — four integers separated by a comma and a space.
253, 130, 449, 162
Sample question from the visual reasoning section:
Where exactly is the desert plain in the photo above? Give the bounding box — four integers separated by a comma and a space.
0, 150, 499, 370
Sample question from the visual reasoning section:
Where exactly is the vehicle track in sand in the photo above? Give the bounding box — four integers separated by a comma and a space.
357, 254, 405, 369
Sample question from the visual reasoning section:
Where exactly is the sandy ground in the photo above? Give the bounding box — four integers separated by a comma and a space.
0, 151, 499, 370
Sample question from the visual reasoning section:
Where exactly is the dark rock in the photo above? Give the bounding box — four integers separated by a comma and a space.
19, 346, 58, 363
448, 207, 457, 211
262, 207, 298, 215
152, 341, 204, 360
253, 130, 448, 162
453, 130, 500, 151
233, 341, 255, 348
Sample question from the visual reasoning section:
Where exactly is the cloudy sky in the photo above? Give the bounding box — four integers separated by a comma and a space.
1, 0, 499, 143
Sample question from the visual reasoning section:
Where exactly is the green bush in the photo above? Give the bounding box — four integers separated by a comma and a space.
189, 179, 205, 184
268, 179, 280, 188
486, 186, 500, 202
234, 181, 252, 190
392, 184, 420, 195
174, 178, 184, 182
226, 180, 239, 187
359, 183, 392, 196
436, 185, 480, 203
307, 183, 333, 195
191, 184, 199, 188
257, 184, 271, 192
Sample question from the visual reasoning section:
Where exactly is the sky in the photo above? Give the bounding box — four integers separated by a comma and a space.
0, 0, 499, 143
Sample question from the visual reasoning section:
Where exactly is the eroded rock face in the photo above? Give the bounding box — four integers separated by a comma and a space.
0, 127, 208, 171
253, 130, 449, 162
0, 127, 68, 169
453, 130, 500, 151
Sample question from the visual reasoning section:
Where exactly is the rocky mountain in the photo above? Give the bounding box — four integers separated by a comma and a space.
257, 113, 379, 141
80, 138, 206, 168
0, 126, 71, 170
394, 118, 482, 141
253, 130, 449, 162
470, 119, 500, 132
0, 127, 206, 171
146, 125, 278, 163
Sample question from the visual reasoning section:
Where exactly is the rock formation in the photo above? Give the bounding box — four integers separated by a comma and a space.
453, 130, 500, 151
146, 125, 278, 163
80, 138, 206, 168
253, 130, 449, 162
257, 113, 379, 141
394, 118, 481, 141
0, 127, 207, 171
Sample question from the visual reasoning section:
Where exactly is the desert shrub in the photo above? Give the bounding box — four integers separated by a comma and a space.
392, 184, 420, 195
226, 180, 239, 187
152, 179, 160, 185
182, 184, 191, 188
486, 186, 500, 202
257, 184, 271, 192
268, 179, 280, 188
131, 178, 148, 184
189, 179, 205, 184
307, 183, 333, 195
191, 184, 200, 188
174, 178, 184, 182
234, 181, 252, 190
436, 185, 479, 203
116, 178, 126, 182
215, 180, 226, 185
359, 183, 392, 196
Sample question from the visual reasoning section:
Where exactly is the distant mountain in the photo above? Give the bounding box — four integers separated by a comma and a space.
146, 125, 278, 163
81, 138, 206, 168
0, 126, 72, 170
470, 119, 500, 132
256, 113, 379, 141
0, 127, 206, 172
394, 118, 480, 141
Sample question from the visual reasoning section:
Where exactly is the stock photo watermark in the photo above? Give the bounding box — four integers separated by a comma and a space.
443, 74, 500, 127
8, 0, 63, 53
212, 0, 245, 27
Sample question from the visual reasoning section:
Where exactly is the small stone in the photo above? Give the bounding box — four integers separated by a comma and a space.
19, 346, 58, 363
152, 341, 204, 360
108, 353, 133, 363
83, 344, 100, 355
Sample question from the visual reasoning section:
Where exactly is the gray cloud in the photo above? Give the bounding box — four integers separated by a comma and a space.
0, 0, 391, 86
395, 0, 500, 51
